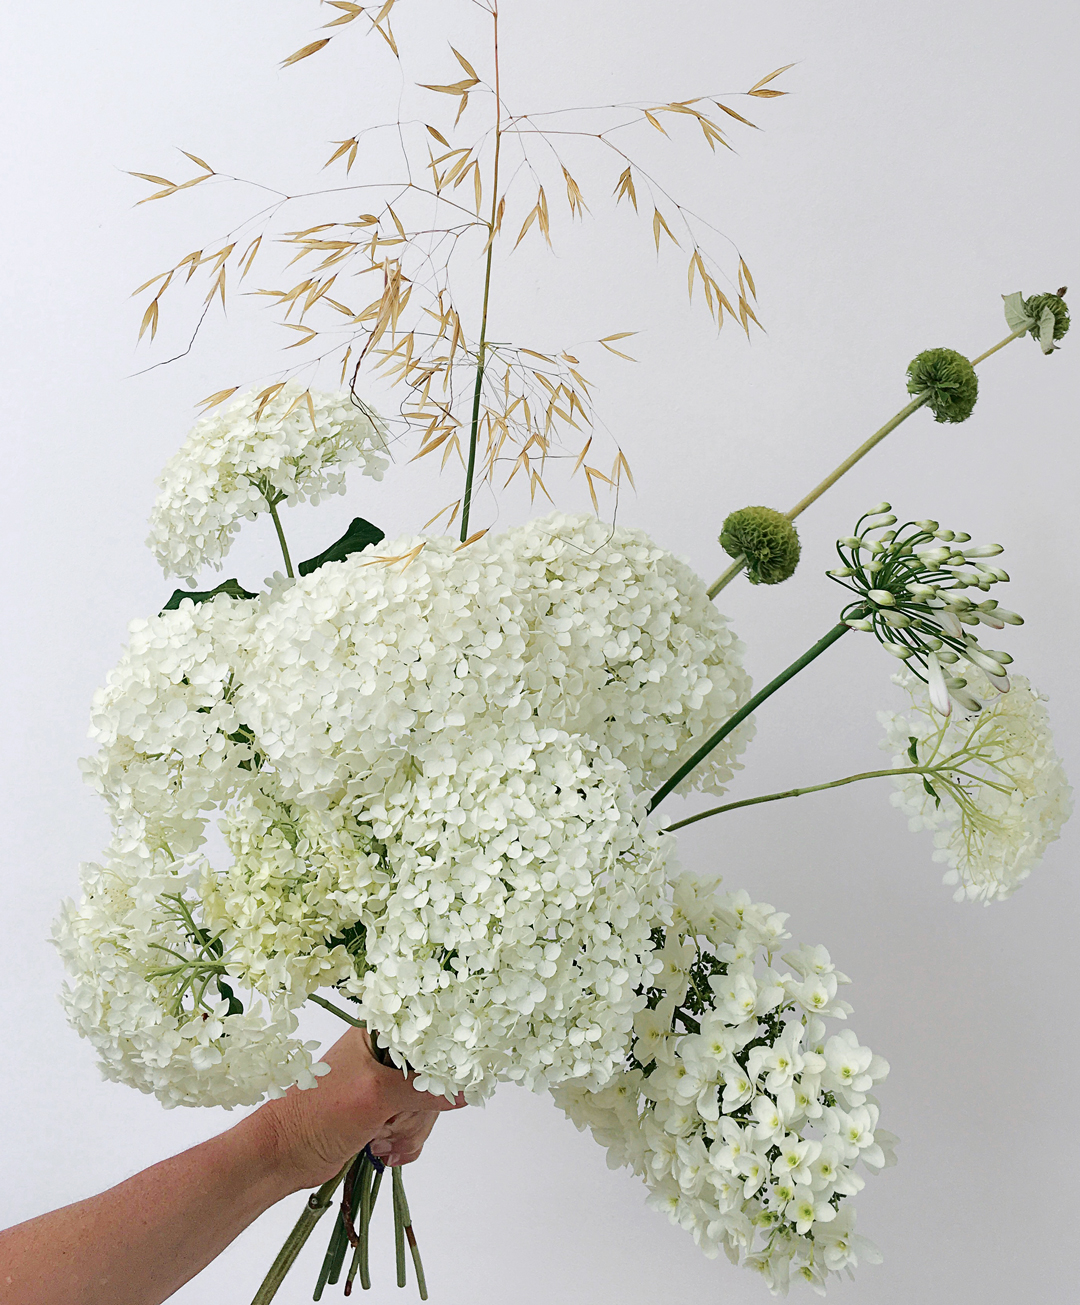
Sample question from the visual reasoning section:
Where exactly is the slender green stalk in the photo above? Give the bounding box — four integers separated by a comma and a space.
267, 498, 294, 579
970, 326, 1027, 366
394, 1171, 428, 1300
347, 1157, 376, 1294
308, 992, 365, 1027
249, 1162, 351, 1305
664, 764, 928, 832
647, 621, 852, 813
392, 1168, 407, 1288
706, 326, 1030, 599
460, 4, 503, 543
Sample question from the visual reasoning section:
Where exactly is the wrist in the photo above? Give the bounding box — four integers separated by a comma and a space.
225, 1103, 317, 1206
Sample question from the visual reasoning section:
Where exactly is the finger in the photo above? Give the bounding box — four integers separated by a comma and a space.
375, 1065, 467, 1115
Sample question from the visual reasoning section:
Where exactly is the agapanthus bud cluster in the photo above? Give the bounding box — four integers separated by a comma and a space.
147, 382, 389, 582
879, 664, 1072, 903
829, 505, 1021, 714
56, 515, 753, 1107
554, 875, 893, 1296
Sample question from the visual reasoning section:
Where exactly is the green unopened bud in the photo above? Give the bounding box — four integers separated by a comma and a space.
1023, 290, 1070, 353
867, 589, 897, 606
720, 506, 801, 586
907, 347, 979, 423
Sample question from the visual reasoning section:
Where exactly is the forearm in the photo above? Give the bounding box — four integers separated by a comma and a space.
0, 1111, 290, 1305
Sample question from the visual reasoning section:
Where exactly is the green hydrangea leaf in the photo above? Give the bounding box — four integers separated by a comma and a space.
161, 578, 258, 611
298, 517, 385, 577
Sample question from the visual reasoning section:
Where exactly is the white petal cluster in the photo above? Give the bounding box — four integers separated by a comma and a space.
554, 874, 893, 1296
146, 382, 389, 581
879, 665, 1072, 903
57, 514, 750, 1106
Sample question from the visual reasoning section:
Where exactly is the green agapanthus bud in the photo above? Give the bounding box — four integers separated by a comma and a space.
719, 506, 801, 585
906, 348, 979, 424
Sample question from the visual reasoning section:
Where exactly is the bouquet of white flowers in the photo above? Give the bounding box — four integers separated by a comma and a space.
53, 4, 1072, 1299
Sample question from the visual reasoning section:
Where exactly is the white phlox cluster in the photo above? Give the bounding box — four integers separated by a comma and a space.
879, 664, 1072, 903
56, 515, 753, 1106
553, 874, 894, 1296
147, 382, 388, 581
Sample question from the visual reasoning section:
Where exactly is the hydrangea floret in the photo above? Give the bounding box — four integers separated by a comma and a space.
828, 504, 1021, 714
554, 874, 893, 1296
879, 664, 1072, 903
147, 382, 389, 582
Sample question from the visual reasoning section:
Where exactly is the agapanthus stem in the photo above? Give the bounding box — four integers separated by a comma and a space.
460, 4, 502, 543
707, 325, 1030, 599
663, 764, 929, 832
267, 498, 295, 579
249, 1161, 351, 1305
647, 621, 852, 813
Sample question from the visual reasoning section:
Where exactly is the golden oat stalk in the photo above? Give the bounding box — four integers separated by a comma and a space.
128, 0, 790, 539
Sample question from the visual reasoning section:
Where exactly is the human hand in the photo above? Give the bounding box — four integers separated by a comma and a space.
249, 1028, 465, 1194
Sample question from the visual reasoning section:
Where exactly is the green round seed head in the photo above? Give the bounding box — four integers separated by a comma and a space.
1023, 291, 1070, 343
719, 506, 801, 585
906, 347, 979, 423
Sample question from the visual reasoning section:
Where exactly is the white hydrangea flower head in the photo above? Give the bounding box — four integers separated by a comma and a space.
64, 510, 760, 1104
553, 873, 893, 1296
147, 382, 389, 581
879, 664, 1072, 903
53, 847, 329, 1109
501, 513, 754, 795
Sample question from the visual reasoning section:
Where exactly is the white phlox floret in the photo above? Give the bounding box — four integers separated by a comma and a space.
879, 664, 1072, 903
553, 873, 894, 1296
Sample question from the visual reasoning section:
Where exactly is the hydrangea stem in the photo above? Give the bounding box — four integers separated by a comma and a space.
460, 5, 502, 543
706, 326, 1030, 599
663, 764, 929, 832
646, 621, 852, 813
248, 1161, 351, 1305
308, 992, 365, 1027
267, 498, 294, 579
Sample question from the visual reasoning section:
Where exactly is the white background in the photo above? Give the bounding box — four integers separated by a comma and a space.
1, 2, 1078, 1302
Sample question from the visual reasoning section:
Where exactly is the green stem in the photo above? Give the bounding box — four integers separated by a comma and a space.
706, 326, 1030, 599
460, 5, 502, 543
249, 1162, 351, 1305
267, 498, 294, 579
664, 764, 928, 832
394, 1172, 428, 1301
308, 992, 365, 1027
647, 621, 852, 813
392, 1168, 407, 1289
970, 326, 1027, 366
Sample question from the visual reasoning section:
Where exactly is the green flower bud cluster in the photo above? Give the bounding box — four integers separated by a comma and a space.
906, 348, 979, 424
828, 503, 1022, 713
1023, 289, 1070, 346
719, 506, 801, 586
1003, 287, 1070, 355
